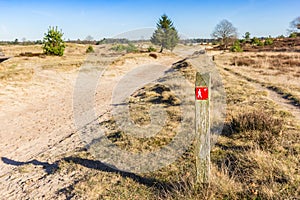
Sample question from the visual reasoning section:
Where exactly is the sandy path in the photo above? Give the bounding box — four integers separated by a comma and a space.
222, 67, 300, 122
0, 49, 181, 199
0, 69, 77, 172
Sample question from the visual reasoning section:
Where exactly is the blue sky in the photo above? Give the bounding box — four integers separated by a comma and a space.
0, 0, 299, 41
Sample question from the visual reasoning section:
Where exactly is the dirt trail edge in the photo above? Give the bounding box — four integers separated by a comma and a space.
223, 67, 300, 122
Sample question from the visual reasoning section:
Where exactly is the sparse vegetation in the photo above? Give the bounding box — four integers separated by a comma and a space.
110, 44, 127, 52
126, 43, 139, 53
110, 43, 138, 53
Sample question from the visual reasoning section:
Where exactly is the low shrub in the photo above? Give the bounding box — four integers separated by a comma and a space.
110, 43, 138, 53
147, 46, 157, 52
110, 44, 127, 52
289, 32, 297, 38
86, 45, 94, 53
232, 57, 256, 66
230, 110, 284, 135
251, 37, 264, 46
126, 43, 138, 53
226, 110, 284, 150
230, 40, 243, 52
264, 37, 274, 45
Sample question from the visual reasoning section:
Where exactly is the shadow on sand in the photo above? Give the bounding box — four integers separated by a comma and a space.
1, 157, 59, 174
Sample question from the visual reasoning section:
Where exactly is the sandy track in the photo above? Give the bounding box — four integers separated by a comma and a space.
223, 67, 300, 122
0, 48, 181, 199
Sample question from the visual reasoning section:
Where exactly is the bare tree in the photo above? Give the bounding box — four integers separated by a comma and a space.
85, 35, 94, 41
288, 16, 300, 34
211, 19, 237, 49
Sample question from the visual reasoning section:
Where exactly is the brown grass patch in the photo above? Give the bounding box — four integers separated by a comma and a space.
0, 62, 34, 81
224, 110, 284, 151
231, 56, 256, 66
229, 110, 284, 135
101, 83, 181, 153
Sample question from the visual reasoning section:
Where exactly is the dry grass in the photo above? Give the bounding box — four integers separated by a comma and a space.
224, 110, 284, 150
0, 44, 89, 84
3, 45, 299, 199
216, 52, 300, 107
232, 53, 300, 69
0, 62, 34, 81
50, 50, 300, 199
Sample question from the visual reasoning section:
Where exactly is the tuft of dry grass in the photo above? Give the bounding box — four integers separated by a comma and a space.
229, 110, 284, 136
223, 110, 284, 151
0, 62, 34, 81
232, 56, 256, 66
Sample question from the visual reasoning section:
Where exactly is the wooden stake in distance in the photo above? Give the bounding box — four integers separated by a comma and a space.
195, 72, 211, 184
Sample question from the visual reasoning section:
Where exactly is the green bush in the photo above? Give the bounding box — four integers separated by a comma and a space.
110, 43, 138, 53
110, 44, 127, 52
147, 46, 157, 52
251, 37, 259, 44
264, 37, 274, 45
230, 40, 243, 52
239, 39, 246, 44
258, 41, 264, 46
43, 26, 65, 56
289, 32, 297, 38
86, 45, 94, 53
251, 37, 264, 46
126, 43, 138, 53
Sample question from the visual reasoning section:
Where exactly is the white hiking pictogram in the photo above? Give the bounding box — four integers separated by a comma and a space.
197, 88, 202, 99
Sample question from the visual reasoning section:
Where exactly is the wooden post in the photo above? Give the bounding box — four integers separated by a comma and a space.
195, 72, 211, 184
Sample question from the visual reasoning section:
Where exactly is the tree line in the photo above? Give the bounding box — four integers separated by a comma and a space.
1, 15, 299, 56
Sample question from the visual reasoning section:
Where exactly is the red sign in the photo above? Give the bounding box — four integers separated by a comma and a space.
195, 87, 209, 100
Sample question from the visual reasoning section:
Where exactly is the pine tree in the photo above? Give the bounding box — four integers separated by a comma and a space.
151, 14, 179, 52
43, 26, 65, 56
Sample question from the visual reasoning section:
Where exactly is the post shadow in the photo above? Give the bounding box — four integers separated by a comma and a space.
1, 157, 58, 174
63, 156, 171, 190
